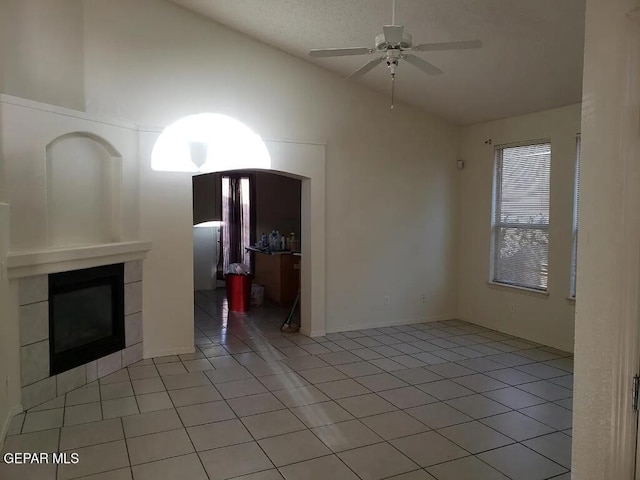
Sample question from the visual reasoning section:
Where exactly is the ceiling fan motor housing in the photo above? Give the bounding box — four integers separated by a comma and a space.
375, 31, 412, 51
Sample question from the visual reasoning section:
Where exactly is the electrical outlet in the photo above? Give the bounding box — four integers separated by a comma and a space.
384, 296, 391, 306
422, 294, 427, 304
510, 304, 517, 313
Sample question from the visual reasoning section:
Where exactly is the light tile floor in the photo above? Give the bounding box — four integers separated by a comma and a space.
1, 290, 573, 480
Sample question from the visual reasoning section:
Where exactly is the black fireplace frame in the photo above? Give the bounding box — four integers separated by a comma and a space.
49, 263, 125, 376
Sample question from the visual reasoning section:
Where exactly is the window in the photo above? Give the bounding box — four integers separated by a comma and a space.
570, 135, 581, 298
491, 141, 552, 291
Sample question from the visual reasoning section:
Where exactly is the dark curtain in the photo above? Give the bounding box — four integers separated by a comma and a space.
222, 174, 255, 274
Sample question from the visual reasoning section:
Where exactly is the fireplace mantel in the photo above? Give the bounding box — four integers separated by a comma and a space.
6, 241, 152, 279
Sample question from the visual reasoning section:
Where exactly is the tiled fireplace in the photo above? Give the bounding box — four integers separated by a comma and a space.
18, 260, 143, 410
49, 263, 126, 375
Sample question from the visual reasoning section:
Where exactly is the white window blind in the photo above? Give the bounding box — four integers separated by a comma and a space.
492, 142, 551, 291
570, 135, 580, 298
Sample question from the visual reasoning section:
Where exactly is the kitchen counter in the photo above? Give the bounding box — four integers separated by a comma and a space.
250, 248, 300, 306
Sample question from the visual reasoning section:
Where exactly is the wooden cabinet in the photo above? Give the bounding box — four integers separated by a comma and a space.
254, 253, 300, 306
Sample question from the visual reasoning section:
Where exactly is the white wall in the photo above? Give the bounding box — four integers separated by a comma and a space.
1, 97, 140, 253
572, 0, 640, 477
0, 204, 21, 448
255, 172, 301, 245
82, 0, 460, 341
458, 104, 580, 352
1, 0, 84, 110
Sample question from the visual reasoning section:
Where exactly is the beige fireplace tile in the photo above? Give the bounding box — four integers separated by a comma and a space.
19, 275, 48, 305
22, 377, 57, 410
123, 343, 143, 367
86, 360, 98, 383
126, 312, 143, 346
19, 301, 49, 346
21, 340, 50, 387
125, 282, 142, 315
125, 261, 143, 284
98, 352, 123, 378
57, 365, 87, 396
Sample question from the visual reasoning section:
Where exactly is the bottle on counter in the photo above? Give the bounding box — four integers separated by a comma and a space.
289, 232, 297, 252
261, 233, 268, 247
281, 234, 286, 250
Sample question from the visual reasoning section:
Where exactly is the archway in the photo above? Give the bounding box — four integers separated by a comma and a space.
147, 113, 326, 340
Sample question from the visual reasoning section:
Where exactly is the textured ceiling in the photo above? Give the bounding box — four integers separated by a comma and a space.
168, 0, 585, 125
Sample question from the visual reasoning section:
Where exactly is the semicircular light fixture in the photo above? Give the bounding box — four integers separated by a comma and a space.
151, 113, 271, 173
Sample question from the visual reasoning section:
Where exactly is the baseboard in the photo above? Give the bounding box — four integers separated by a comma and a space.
457, 315, 575, 354
326, 315, 456, 334
300, 328, 325, 338
0, 405, 24, 451
143, 346, 195, 359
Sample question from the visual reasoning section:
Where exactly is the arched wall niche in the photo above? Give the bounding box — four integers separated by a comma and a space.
45, 131, 123, 248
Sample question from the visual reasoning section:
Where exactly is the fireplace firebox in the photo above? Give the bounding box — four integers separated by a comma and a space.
49, 263, 125, 376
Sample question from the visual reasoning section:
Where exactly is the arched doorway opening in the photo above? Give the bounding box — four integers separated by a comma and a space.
148, 113, 326, 338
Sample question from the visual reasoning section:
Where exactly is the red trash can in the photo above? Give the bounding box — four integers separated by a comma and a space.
226, 274, 253, 313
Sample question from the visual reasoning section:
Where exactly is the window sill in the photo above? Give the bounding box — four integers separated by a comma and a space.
566, 296, 576, 304
486, 281, 549, 298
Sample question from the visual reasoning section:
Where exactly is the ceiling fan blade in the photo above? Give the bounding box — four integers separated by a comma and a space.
403, 54, 444, 75
348, 57, 384, 79
383, 25, 405, 45
412, 40, 483, 52
309, 47, 372, 58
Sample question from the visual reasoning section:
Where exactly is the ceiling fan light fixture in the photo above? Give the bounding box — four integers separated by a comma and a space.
307, 0, 483, 109
375, 30, 412, 50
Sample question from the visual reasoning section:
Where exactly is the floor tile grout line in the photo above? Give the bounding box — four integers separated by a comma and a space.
211, 375, 282, 478
15, 291, 573, 478
169, 350, 363, 477
404, 421, 569, 476
119, 416, 135, 480
163, 382, 214, 480
56, 439, 127, 479
55, 415, 62, 480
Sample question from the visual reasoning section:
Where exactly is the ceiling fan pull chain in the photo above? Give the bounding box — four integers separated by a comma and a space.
391, 74, 395, 109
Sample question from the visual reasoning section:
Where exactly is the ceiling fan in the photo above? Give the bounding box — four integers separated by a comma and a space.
308, 0, 483, 108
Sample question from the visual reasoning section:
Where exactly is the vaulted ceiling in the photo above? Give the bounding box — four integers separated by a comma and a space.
168, 0, 585, 125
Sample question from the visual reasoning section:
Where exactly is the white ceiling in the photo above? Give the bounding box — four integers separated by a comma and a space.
168, 0, 585, 125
